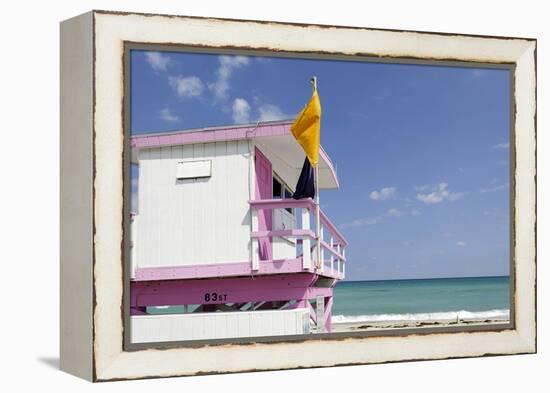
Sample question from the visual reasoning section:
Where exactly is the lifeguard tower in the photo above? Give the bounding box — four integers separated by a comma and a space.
129, 120, 348, 343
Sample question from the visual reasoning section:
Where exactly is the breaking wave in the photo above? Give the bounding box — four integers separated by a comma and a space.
332, 309, 510, 323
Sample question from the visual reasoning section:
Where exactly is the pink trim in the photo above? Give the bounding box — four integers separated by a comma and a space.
254, 147, 273, 260
292, 299, 309, 309
134, 259, 341, 281
134, 258, 342, 281
249, 198, 315, 210
131, 121, 340, 188
251, 229, 316, 239
131, 122, 291, 149
130, 273, 333, 308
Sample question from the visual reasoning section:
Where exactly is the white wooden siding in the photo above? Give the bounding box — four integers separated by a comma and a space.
273, 238, 297, 260
273, 208, 296, 234
136, 140, 251, 268
131, 308, 309, 343
272, 209, 297, 260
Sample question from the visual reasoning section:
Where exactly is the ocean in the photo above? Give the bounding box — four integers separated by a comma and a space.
331, 276, 510, 323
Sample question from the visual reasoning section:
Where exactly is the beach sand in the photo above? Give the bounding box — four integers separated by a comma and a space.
331, 317, 510, 332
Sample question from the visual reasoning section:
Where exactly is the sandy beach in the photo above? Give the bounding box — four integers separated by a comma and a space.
331, 317, 510, 333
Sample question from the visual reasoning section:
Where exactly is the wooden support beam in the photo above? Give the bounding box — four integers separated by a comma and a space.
308, 301, 317, 325
315, 295, 325, 333
324, 296, 334, 332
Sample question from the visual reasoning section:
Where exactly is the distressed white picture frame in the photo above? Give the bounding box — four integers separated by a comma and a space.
60, 10, 536, 381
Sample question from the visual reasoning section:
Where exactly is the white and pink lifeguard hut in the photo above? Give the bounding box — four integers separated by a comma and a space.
129, 119, 348, 343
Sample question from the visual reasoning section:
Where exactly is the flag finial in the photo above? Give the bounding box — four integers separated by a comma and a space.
310, 76, 317, 90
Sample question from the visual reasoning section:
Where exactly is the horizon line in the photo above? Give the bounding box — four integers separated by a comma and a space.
342, 274, 510, 283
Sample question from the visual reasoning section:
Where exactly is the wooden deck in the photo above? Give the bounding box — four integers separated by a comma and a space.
133, 256, 343, 281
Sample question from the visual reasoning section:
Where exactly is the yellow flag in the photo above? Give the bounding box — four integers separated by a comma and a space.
291, 88, 321, 167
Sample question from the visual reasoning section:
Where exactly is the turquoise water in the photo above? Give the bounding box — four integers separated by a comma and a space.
332, 276, 510, 323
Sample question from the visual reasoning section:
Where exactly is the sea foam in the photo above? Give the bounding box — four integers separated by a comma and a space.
332, 309, 510, 324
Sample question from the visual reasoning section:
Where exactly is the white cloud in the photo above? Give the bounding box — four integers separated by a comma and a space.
416, 183, 463, 204
369, 187, 396, 201
340, 208, 419, 228
480, 183, 508, 193
342, 216, 384, 228
491, 142, 510, 149
386, 208, 402, 217
169, 75, 204, 98
208, 55, 250, 100
258, 104, 289, 122
232, 98, 251, 124
456, 241, 467, 247
158, 108, 180, 123
145, 52, 171, 72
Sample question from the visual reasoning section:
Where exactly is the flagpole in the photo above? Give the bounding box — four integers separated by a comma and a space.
311, 76, 321, 270
315, 161, 321, 269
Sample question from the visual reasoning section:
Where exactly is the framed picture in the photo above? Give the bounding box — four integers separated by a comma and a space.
60, 10, 536, 381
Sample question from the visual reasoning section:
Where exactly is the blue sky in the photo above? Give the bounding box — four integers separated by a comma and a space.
131, 50, 510, 281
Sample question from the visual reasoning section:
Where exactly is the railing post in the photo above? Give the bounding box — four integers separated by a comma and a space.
319, 226, 325, 273
330, 237, 334, 275
251, 209, 259, 271
248, 199, 347, 276
342, 248, 346, 278
301, 207, 312, 270
336, 243, 341, 277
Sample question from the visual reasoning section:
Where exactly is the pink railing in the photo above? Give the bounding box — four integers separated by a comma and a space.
249, 198, 347, 279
